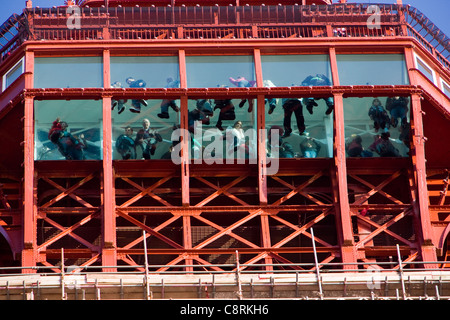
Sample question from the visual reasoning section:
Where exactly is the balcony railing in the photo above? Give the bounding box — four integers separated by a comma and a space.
0, 3, 448, 70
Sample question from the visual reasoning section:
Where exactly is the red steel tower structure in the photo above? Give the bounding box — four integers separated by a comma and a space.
0, 0, 450, 298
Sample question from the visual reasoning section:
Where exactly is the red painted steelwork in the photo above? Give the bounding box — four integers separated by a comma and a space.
0, 1, 449, 274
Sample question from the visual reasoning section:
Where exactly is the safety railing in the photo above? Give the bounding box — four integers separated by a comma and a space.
0, 3, 449, 69
1, 258, 450, 300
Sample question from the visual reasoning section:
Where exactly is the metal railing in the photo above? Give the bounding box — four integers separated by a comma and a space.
0, 3, 448, 70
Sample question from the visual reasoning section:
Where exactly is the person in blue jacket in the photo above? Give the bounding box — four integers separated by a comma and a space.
115, 126, 136, 160
126, 77, 148, 113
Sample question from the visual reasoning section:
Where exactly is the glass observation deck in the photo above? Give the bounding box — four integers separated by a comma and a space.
0, 2, 448, 164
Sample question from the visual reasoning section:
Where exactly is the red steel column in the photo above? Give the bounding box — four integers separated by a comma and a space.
254, 49, 267, 205
404, 47, 438, 267
179, 49, 190, 206
332, 93, 357, 269
410, 93, 438, 266
254, 49, 272, 269
329, 47, 357, 268
22, 49, 36, 273
22, 95, 36, 273
102, 49, 117, 271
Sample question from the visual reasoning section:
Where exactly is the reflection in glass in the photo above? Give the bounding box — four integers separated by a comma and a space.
337, 54, 409, 86
261, 54, 333, 87
343, 97, 410, 158
186, 55, 255, 88
5, 59, 23, 89
34, 57, 103, 88
443, 81, 450, 98
110, 56, 179, 88
186, 97, 256, 162
416, 58, 435, 83
35, 100, 103, 160
266, 96, 333, 159
112, 99, 179, 160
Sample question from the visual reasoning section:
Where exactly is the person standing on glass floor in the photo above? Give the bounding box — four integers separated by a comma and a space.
126, 77, 148, 113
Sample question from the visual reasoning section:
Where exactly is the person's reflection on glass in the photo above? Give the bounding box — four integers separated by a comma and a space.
135, 119, 163, 160
115, 126, 136, 160
48, 117, 87, 160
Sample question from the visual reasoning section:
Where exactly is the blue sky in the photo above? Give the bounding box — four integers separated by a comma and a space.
0, 0, 449, 36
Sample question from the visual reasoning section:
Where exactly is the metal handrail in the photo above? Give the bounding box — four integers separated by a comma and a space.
0, 4, 447, 64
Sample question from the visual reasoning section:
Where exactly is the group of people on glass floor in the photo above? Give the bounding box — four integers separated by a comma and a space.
46, 73, 409, 160
345, 96, 410, 158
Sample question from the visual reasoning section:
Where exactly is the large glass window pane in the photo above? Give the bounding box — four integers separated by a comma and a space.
337, 54, 409, 86
343, 96, 410, 158
35, 100, 103, 160
442, 80, 450, 98
186, 55, 255, 88
112, 98, 179, 160
186, 97, 256, 163
261, 54, 333, 87
110, 56, 180, 90
416, 57, 435, 83
4, 59, 23, 89
266, 96, 333, 159
34, 57, 103, 88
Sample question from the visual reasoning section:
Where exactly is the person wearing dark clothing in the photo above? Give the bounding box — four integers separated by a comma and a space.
369, 132, 401, 157
267, 125, 295, 158
300, 137, 321, 158
158, 78, 180, 119
368, 98, 390, 132
135, 119, 163, 159
111, 81, 128, 114
345, 134, 373, 157
115, 126, 136, 160
386, 96, 409, 128
281, 98, 306, 138
188, 99, 213, 133
48, 118, 87, 160
214, 99, 236, 131
126, 77, 148, 113
301, 74, 334, 115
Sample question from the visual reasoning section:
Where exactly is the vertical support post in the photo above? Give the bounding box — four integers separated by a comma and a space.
179, 50, 190, 206
409, 93, 438, 266
332, 93, 357, 269
183, 215, 193, 272
22, 95, 36, 273
254, 49, 272, 269
396, 244, 407, 300
235, 250, 243, 300
102, 50, 116, 271
310, 228, 323, 299
328, 47, 340, 87
103, 49, 111, 89
404, 47, 438, 267
24, 51, 34, 89
142, 231, 151, 300
254, 49, 268, 204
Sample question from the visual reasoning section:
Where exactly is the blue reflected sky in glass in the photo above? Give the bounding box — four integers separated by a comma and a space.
110, 56, 180, 88
5, 60, 23, 88
337, 54, 409, 86
34, 57, 103, 88
261, 54, 333, 87
186, 55, 255, 88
